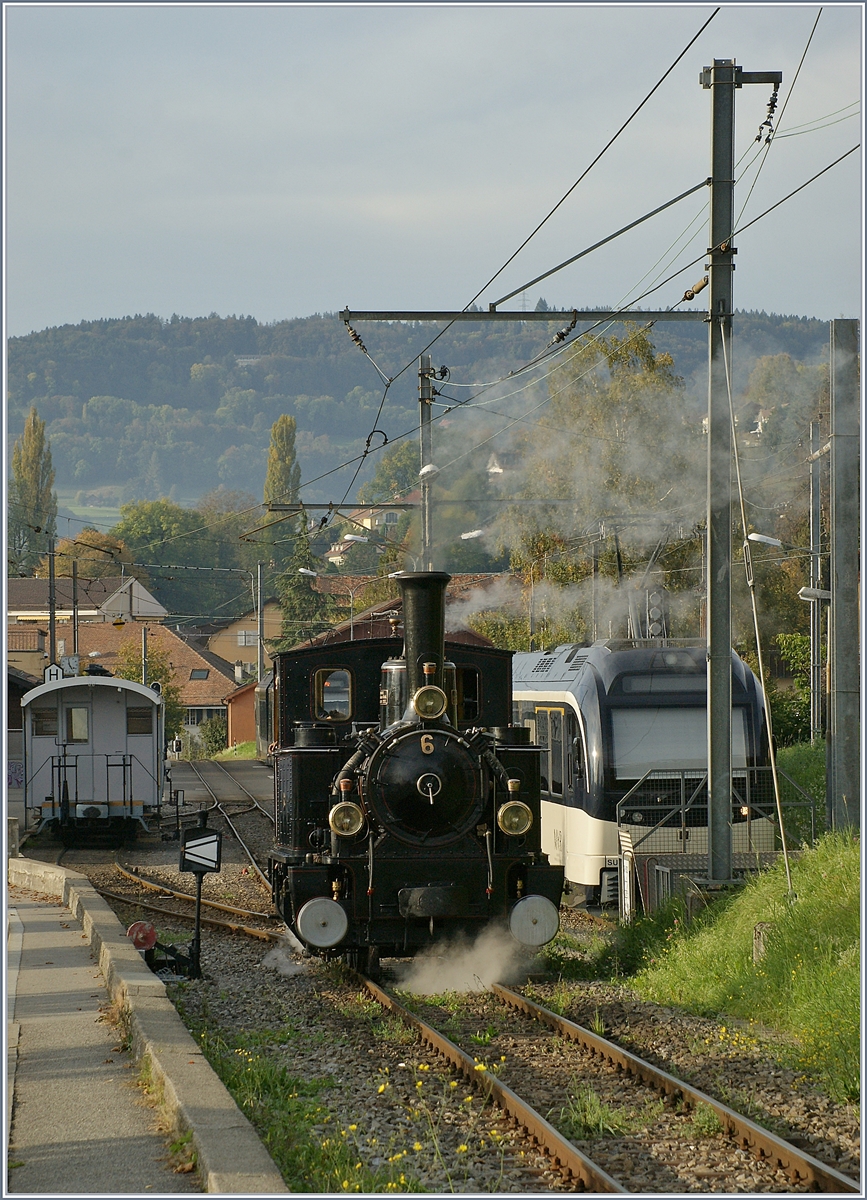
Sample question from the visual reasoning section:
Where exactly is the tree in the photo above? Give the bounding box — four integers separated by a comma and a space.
113, 635, 185, 737
199, 714, 228, 758
270, 537, 335, 651
8, 406, 57, 575
262, 414, 302, 570
357, 440, 418, 505
110, 499, 213, 616
35, 528, 139, 580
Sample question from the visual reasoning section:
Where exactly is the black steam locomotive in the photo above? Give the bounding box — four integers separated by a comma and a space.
266, 572, 564, 972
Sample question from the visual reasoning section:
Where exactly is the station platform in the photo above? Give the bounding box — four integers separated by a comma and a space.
6, 858, 287, 1194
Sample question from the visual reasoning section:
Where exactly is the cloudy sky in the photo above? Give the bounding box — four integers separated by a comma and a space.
4, 3, 863, 338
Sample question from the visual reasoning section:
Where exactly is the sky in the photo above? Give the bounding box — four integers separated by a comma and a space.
3, 2, 863, 338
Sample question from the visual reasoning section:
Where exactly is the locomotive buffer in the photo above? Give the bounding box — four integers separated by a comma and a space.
179, 812, 223, 979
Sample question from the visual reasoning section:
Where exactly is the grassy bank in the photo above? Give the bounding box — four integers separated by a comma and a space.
624, 832, 859, 1102
213, 741, 258, 760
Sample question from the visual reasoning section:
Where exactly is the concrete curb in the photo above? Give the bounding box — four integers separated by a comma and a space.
7, 857, 287, 1194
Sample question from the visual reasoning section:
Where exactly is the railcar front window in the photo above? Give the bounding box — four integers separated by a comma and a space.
611, 707, 749, 777
314, 669, 352, 721
66, 707, 89, 743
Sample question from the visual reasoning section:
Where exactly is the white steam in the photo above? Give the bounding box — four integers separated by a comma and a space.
394, 924, 535, 994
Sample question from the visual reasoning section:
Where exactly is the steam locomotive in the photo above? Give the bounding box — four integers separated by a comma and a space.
266, 572, 564, 972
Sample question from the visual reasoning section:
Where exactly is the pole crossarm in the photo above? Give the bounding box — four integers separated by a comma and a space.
341, 308, 707, 323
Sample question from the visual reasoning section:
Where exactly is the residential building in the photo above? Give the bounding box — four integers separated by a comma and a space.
204, 600, 282, 678
7, 576, 167, 625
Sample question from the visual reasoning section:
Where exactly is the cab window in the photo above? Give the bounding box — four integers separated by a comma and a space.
313, 669, 352, 721
456, 667, 480, 723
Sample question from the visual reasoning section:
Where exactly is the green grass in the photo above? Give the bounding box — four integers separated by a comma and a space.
213, 740, 258, 760
629, 832, 860, 1102
192, 1025, 423, 1192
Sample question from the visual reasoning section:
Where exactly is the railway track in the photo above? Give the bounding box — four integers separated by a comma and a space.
352, 974, 859, 1194
177, 759, 273, 890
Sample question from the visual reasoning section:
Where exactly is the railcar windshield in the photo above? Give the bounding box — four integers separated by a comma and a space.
611, 707, 749, 777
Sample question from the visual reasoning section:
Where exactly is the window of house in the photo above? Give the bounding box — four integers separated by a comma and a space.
190, 669, 209, 680
32, 708, 58, 737
314, 669, 352, 721
237, 631, 258, 646
65, 707, 89, 743
127, 707, 153, 735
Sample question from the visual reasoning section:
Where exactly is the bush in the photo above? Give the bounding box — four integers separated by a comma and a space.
199, 715, 228, 758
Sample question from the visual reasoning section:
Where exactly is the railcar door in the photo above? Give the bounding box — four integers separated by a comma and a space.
61, 702, 95, 809
533, 706, 566, 866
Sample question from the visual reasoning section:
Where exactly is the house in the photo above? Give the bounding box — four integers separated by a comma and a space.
6, 575, 167, 625
72, 622, 235, 741
7, 625, 48, 677
322, 504, 407, 567
223, 678, 258, 747
204, 599, 282, 678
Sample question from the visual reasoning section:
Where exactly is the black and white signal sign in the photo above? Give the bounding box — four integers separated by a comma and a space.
180, 827, 222, 874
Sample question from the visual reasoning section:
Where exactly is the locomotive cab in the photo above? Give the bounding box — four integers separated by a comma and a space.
268, 572, 563, 968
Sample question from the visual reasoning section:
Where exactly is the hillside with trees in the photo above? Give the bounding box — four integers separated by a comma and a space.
7, 308, 830, 505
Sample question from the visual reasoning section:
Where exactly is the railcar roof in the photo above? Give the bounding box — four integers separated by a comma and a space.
21, 675, 163, 707
513, 639, 718, 687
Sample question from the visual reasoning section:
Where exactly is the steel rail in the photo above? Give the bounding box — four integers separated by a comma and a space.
185, 761, 272, 892
493, 984, 858, 1194
94, 887, 282, 942
204, 758, 274, 819
354, 973, 626, 1193
113, 860, 274, 921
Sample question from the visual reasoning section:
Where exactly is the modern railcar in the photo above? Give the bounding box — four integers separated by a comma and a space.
512, 640, 773, 905
266, 572, 564, 971
22, 670, 165, 844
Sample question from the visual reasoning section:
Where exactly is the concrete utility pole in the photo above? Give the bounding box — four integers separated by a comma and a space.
702, 59, 781, 883
141, 623, 148, 687
419, 354, 434, 570
828, 319, 860, 829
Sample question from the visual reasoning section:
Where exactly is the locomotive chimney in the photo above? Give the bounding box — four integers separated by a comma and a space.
398, 572, 450, 697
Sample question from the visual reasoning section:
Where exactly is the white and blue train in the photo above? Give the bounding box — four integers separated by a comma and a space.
22, 669, 165, 844
512, 640, 774, 905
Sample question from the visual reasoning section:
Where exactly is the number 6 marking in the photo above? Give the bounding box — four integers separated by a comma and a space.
420, 734, 435, 755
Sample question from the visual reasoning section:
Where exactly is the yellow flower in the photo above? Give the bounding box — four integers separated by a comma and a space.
457, 1144, 468, 1154
418, 1063, 430, 1071
349, 1124, 357, 1132
378, 1084, 388, 1094
413, 1142, 422, 1151
449, 1080, 458, 1089
474, 1063, 487, 1072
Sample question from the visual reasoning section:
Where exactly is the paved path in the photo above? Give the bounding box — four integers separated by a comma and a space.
7, 884, 201, 1194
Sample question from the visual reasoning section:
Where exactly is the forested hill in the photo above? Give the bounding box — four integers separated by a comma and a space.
7, 309, 829, 506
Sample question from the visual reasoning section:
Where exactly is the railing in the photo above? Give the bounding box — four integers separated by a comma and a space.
616, 767, 819, 855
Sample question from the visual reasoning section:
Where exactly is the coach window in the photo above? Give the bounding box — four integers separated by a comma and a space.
32, 708, 58, 737
66, 707, 89, 743
550, 709, 563, 795
127, 707, 153, 735
314, 669, 352, 721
